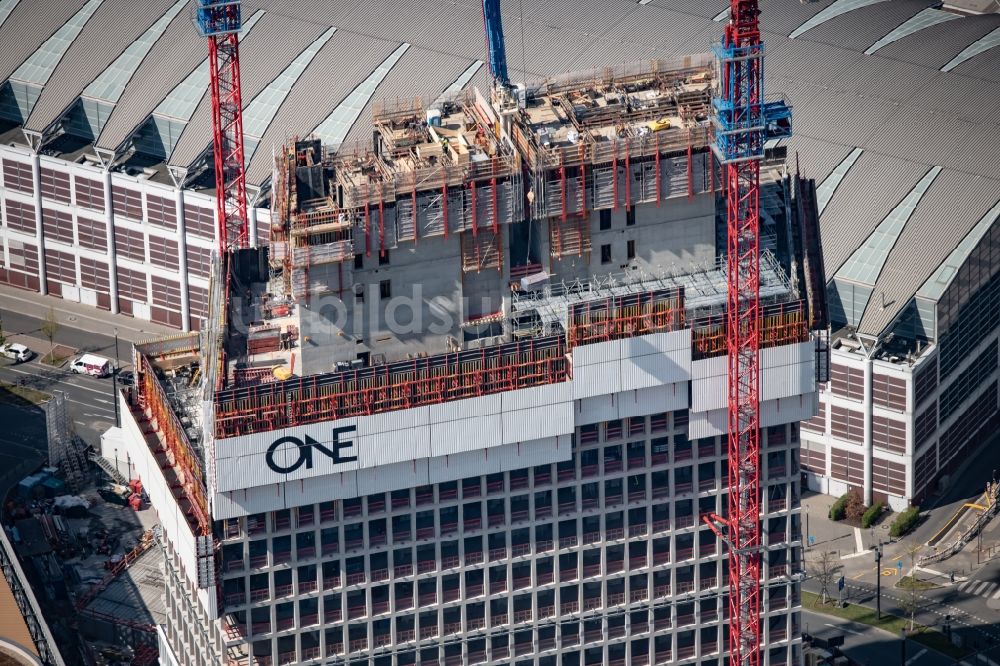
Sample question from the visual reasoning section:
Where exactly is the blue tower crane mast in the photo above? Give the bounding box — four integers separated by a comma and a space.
480, 0, 519, 112
481, 0, 509, 88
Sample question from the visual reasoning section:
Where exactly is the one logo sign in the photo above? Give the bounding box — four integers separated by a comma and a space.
265, 426, 358, 474
837, 576, 845, 591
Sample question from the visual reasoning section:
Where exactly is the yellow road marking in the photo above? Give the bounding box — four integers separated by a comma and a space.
882, 568, 897, 576
852, 572, 866, 580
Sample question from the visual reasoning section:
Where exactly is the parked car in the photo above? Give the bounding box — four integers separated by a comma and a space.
70, 353, 112, 378
0, 343, 33, 363
116, 369, 135, 386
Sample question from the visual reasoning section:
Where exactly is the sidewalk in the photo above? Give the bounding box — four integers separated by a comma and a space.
0, 283, 175, 343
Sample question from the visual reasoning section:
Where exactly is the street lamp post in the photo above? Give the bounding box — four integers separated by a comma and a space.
112, 327, 120, 427
875, 542, 883, 621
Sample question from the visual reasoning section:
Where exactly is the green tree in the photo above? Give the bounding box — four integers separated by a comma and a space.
40, 307, 59, 358
809, 550, 839, 605
902, 543, 923, 631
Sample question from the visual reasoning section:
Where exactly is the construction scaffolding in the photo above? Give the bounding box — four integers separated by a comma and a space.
567, 288, 685, 347
213, 335, 569, 439
45, 392, 88, 493
690, 300, 810, 359
129, 349, 209, 538
510, 56, 717, 226
271, 91, 525, 300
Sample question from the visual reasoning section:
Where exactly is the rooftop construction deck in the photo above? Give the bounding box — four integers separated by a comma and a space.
123, 53, 814, 547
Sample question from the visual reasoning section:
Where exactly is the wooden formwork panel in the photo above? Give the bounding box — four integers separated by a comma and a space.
460, 230, 503, 273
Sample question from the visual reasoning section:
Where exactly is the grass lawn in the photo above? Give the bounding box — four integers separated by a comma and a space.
897, 576, 939, 591
0, 380, 51, 405
803, 591, 970, 659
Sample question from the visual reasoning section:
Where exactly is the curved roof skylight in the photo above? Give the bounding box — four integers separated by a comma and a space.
836, 166, 942, 285
941, 26, 1000, 73
312, 43, 411, 149
816, 147, 863, 216
865, 8, 959, 55
789, 0, 891, 39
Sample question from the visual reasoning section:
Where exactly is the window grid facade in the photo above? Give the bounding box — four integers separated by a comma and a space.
213, 415, 803, 666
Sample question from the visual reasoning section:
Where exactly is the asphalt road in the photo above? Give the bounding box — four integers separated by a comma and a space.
0, 310, 129, 484
803, 609, 950, 666
804, 573, 1000, 660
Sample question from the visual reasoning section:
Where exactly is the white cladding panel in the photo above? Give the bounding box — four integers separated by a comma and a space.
501, 382, 573, 411
574, 331, 691, 398
502, 401, 574, 443
573, 361, 622, 399
617, 383, 689, 420
577, 394, 620, 425
690, 393, 818, 440
120, 402, 199, 588
760, 393, 818, 428
213, 384, 575, 494
214, 416, 361, 460
430, 415, 504, 455
357, 424, 431, 468
761, 341, 815, 402
356, 459, 432, 495
691, 355, 726, 413
578, 383, 689, 426
573, 339, 621, 366
689, 407, 728, 439
428, 393, 501, 422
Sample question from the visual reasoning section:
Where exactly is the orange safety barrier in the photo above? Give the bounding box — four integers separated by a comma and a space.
214, 336, 569, 439
134, 355, 210, 535
567, 289, 685, 347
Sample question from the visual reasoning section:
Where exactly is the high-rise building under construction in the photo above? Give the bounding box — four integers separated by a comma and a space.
118, 52, 827, 666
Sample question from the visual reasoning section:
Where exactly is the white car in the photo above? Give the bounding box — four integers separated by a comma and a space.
0, 343, 33, 363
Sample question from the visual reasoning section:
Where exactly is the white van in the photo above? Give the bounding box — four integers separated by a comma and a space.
70, 353, 112, 378
0, 343, 33, 363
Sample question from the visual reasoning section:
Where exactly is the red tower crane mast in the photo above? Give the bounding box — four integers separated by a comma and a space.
704, 2, 791, 665
195, 0, 249, 253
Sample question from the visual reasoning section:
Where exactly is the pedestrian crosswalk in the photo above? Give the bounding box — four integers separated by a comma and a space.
958, 579, 1000, 599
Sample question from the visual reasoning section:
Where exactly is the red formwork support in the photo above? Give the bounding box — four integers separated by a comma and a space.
560, 158, 568, 224
471, 178, 478, 237
567, 289, 685, 347
213, 336, 570, 438
687, 129, 694, 201
133, 355, 210, 536
378, 187, 385, 257
624, 142, 631, 212
364, 190, 371, 257
442, 167, 449, 239
206, 29, 249, 253
579, 143, 588, 218
655, 135, 661, 208
612, 139, 619, 211
491, 157, 499, 233
412, 174, 418, 243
